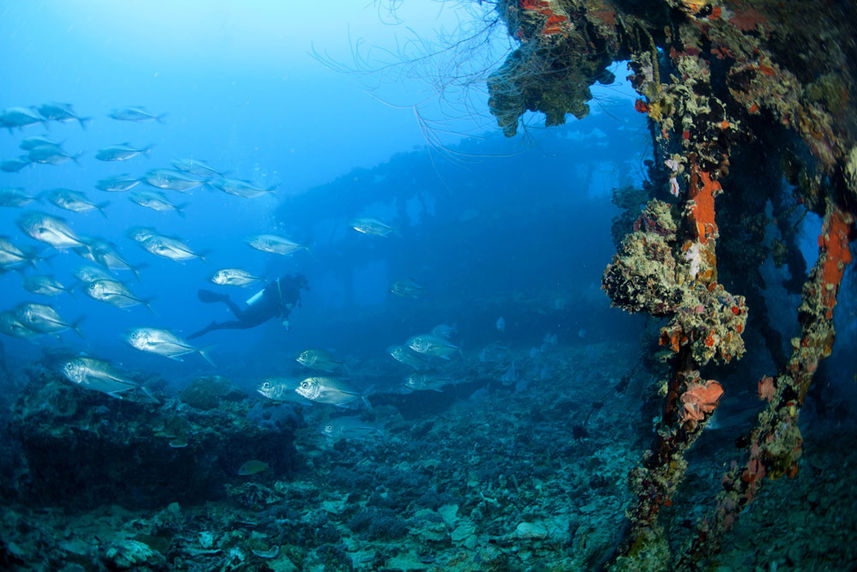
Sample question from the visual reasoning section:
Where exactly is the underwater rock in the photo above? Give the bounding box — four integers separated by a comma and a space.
513, 521, 548, 540
8, 374, 298, 510
450, 518, 478, 548
104, 538, 164, 569
180, 374, 246, 410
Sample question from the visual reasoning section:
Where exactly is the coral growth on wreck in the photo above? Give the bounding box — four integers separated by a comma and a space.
489, 0, 855, 568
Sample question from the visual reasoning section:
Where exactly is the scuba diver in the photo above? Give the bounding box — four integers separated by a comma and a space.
187, 273, 308, 339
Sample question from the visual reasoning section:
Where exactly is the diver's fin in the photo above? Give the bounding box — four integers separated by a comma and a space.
198, 289, 229, 303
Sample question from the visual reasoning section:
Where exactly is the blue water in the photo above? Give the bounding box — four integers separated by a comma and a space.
0, 1, 646, 389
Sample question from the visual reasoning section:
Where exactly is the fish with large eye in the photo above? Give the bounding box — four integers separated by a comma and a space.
294, 377, 367, 408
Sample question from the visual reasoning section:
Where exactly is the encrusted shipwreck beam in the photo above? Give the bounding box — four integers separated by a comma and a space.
487, 0, 857, 569
680, 201, 854, 567
602, 162, 746, 566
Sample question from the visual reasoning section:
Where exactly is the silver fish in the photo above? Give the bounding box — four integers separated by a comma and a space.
407, 334, 461, 360
256, 377, 309, 404
96, 174, 141, 193
22, 275, 72, 297
42, 188, 108, 217
295, 377, 364, 408
0, 311, 38, 339
478, 342, 511, 363
430, 323, 457, 339
126, 226, 158, 243
321, 416, 381, 442
0, 107, 46, 131
61, 356, 155, 400
172, 158, 222, 179
350, 217, 395, 237
0, 236, 39, 268
387, 344, 429, 370
136, 233, 207, 262
15, 302, 83, 337
125, 327, 214, 365
28, 145, 80, 165
73, 264, 115, 284
208, 177, 276, 199
129, 190, 187, 216
19, 135, 63, 151
0, 187, 36, 207
109, 107, 166, 122
95, 143, 150, 162
17, 211, 86, 249
209, 268, 263, 286
1, 157, 31, 173
85, 279, 153, 311
296, 349, 344, 373
404, 372, 454, 393
246, 234, 305, 256
75, 239, 144, 279
36, 103, 90, 129
390, 279, 423, 299
143, 169, 205, 192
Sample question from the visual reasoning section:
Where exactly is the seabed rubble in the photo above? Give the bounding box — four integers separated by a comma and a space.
0, 340, 854, 570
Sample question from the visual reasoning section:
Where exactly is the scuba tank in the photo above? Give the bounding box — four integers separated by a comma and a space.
246, 277, 280, 306
245, 288, 265, 306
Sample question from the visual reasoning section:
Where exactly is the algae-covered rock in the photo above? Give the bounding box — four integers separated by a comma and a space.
105, 538, 164, 569
8, 373, 299, 510
514, 520, 548, 540
180, 375, 246, 410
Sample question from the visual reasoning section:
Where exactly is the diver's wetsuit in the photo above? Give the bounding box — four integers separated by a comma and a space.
187, 274, 305, 339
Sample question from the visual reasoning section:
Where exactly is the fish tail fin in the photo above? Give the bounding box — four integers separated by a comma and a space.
130, 262, 148, 282
197, 248, 213, 263
140, 385, 159, 404
156, 113, 168, 124
30, 249, 50, 268
72, 152, 83, 165
361, 385, 376, 410
176, 203, 190, 218
78, 116, 92, 130
96, 201, 110, 218
143, 146, 153, 158
70, 316, 85, 339
198, 345, 216, 367
143, 297, 157, 315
